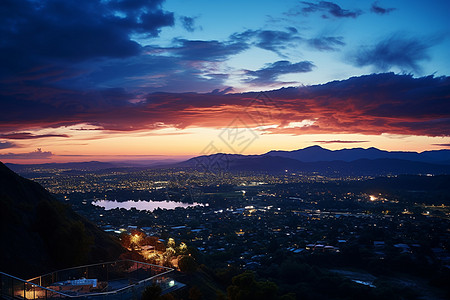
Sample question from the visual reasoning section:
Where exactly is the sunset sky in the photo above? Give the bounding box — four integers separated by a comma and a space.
1, 0, 449, 163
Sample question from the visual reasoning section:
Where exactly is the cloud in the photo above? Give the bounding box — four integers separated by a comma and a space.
60, 52, 230, 93
1, 73, 449, 137
161, 38, 248, 62
78, 37, 244, 93
0, 133, 70, 139
0, 141, 16, 149
262, 73, 450, 137
371, 2, 396, 15
230, 28, 344, 56
314, 140, 369, 144
307, 36, 345, 51
244, 60, 315, 85
180, 16, 198, 32
255, 28, 301, 54
0, 0, 174, 77
0, 148, 53, 159
352, 35, 434, 73
210, 87, 234, 95
231, 28, 302, 56
0, 0, 240, 95
0, 13, 306, 96
432, 143, 450, 147
299, 1, 362, 18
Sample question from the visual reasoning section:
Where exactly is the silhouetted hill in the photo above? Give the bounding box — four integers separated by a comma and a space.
0, 162, 124, 278
178, 154, 450, 176
265, 145, 450, 164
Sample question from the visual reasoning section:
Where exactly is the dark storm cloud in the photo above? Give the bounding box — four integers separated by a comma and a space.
59, 34, 246, 92
0, 0, 308, 94
307, 36, 345, 51
1, 73, 449, 137
371, 2, 396, 15
244, 60, 315, 85
67, 52, 231, 93
0, 141, 16, 149
352, 35, 433, 73
0, 85, 136, 131
0, 0, 174, 76
0, 133, 70, 139
300, 1, 362, 18
33, 26, 322, 93
0, 2, 320, 96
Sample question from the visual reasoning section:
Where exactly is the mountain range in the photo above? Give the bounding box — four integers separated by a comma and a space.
5, 146, 450, 176
264, 145, 450, 164
179, 146, 450, 176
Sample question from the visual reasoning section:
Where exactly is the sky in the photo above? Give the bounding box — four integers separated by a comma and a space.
0, 0, 449, 163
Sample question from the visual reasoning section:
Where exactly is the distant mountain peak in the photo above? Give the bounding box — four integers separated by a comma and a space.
260, 145, 450, 164
304, 145, 325, 149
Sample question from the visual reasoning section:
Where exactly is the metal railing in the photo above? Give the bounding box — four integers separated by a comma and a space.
1, 260, 176, 299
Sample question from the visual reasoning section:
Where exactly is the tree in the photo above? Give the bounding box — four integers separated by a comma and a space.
178, 242, 188, 255
119, 232, 131, 249
145, 236, 159, 247
227, 271, 278, 300
156, 241, 166, 252
167, 238, 176, 248
178, 255, 198, 273
129, 230, 146, 249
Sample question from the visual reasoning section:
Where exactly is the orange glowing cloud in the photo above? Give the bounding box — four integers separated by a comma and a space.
0, 73, 449, 138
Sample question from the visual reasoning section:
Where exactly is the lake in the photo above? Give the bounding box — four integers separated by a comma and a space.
92, 199, 204, 211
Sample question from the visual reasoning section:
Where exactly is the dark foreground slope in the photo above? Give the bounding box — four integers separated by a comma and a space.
0, 162, 124, 278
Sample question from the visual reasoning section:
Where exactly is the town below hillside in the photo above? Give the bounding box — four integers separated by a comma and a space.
7, 162, 449, 300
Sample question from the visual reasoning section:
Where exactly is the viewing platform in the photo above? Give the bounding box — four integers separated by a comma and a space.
1, 260, 184, 299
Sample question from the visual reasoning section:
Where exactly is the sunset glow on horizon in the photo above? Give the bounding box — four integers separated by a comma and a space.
1, 0, 449, 163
